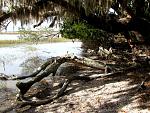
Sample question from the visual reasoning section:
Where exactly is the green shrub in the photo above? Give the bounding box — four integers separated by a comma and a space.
60, 19, 113, 49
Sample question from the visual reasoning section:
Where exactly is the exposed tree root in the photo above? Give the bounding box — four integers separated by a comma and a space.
16, 57, 68, 100
15, 56, 113, 99
137, 76, 150, 91
17, 75, 92, 108
1, 55, 150, 111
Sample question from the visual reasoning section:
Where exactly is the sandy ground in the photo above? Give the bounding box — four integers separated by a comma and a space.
32, 74, 150, 113
1, 69, 150, 113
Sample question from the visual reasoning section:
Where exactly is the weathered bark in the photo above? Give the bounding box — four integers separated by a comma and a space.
16, 57, 67, 100
17, 75, 92, 108
137, 76, 150, 91
15, 62, 145, 108
0, 54, 149, 111
18, 79, 71, 108
72, 56, 108, 70
0, 73, 9, 80
0, 56, 108, 81
11, 57, 56, 80
15, 55, 148, 102
16, 56, 108, 99
89, 64, 142, 79
0, 57, 55, 80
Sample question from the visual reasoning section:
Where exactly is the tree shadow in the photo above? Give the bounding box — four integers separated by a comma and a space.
47, 67, 150, 112
3, 66, 150, 112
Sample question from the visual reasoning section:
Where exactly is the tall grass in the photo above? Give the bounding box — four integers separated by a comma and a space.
0, 40, 25, 47
47, 38, 72, 42
0, 38, 73, 46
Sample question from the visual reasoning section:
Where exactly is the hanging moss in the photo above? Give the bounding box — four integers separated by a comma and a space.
0, 0, 114, 25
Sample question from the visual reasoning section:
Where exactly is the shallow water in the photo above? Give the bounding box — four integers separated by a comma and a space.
0, 34, 19, 40
0, 42, 82, 110
0, 42, 82, 76
0, 36, 82, 112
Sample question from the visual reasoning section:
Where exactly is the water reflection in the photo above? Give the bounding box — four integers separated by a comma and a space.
20, 56, 45, 75
0, 42, 82, 76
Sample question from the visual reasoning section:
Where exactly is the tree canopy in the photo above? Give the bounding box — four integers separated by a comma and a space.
1, 1, 150, 112
0, 0, 150, 43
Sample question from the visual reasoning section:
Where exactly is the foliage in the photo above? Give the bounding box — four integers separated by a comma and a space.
1, 0, 150, 47
18, 27, 53, 43
60, 19, 113, 47
0, 0, 113, 23
1, 0, 150, 22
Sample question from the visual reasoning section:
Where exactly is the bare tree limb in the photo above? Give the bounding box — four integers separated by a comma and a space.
33, 11, 59, 28
0, 12, 12, 23
49, 16, 57, 27
10, 57, 56, 80
16, 57, 67, 100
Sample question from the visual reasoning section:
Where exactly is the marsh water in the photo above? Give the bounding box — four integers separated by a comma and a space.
0, 42, 82, 76
0, 41, 82, 111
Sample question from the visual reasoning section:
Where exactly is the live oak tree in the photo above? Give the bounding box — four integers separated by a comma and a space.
0, 0, 150, 44
1, 0, 150, 111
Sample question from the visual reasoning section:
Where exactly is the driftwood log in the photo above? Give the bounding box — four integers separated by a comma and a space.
15, 56, 108, 100
1, 55, 150, 110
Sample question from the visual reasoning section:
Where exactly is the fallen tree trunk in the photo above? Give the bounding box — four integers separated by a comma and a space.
2, 56, 108, 81
16, 57, 68, 100
1, 55, 148, 111
17, 76, 92, 108
7, 56, 148, 99
72, 56, 108, 70
16, 56, 108, 96
10, 57, 56, 80
15, 63, 144, 109
15, 56, 103, 99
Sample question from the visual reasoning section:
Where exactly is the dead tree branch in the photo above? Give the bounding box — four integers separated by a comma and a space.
16, 57, 68, 100
10, 57, 56, 80
33, 12, 59, 28
1, 55, 149, 109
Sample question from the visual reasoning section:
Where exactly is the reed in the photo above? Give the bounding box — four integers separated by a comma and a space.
0, 38, 73, 46
0, 40, 25, 47
47, 38, 72, 42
